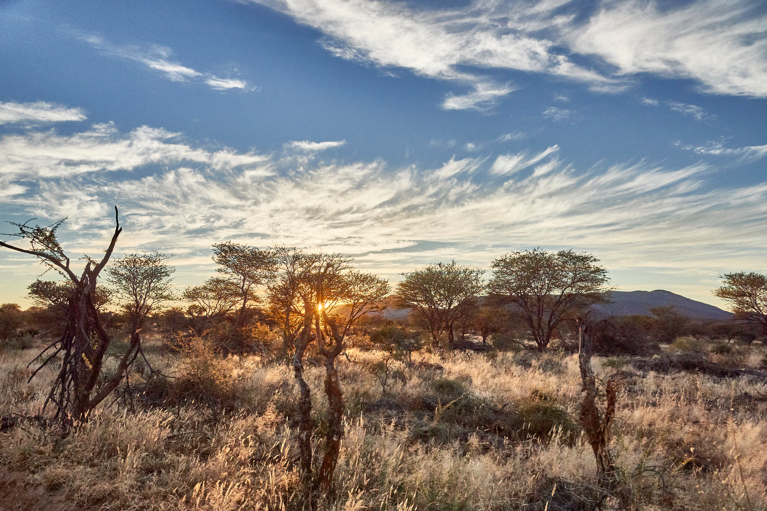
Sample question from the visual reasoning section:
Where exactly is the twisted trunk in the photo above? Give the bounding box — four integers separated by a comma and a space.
318, 359, 343, 493
577, 318, 616, 484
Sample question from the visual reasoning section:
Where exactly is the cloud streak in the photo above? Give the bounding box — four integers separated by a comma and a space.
286, 140, 347, 152
568, 0, 767, 97
0, 101, 86, 125
245, 0, 767, 109
2, 119, 766, 298
247, 0, 620, 110
0, 122, 269, 179
683, 141, 767, 163
82, 35, 255, 91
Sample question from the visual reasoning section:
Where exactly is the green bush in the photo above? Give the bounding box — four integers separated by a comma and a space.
516, 397, 579, 444
0, 303, 24, 341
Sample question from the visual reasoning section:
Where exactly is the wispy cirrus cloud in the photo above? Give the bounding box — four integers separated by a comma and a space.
542, 106, 575, 122
681, 141, 767, 163
640, 97, 713, 121
667, 101, 711, 121
0, 122, 269, 179
2, 117, 767, 297
81, 34, 255, 91
244, 0, 767, 110
0, 101, 86, 125
286, 140, 347, 152
246, 0, 621, 111
568, 0, 767, 97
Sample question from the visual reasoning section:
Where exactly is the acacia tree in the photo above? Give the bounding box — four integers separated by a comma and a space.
183, 277, 240, 334
395, 261, 484, 346
488, 248, 610, 351
106, 252, 175, 345
267, 247, 317, 360
314, 267, 389, 491
0, 208, 124, 422
275, 251, 389, 494
28, 278, 113, 335
212, 242, 275, 327
715, 272, 767, 334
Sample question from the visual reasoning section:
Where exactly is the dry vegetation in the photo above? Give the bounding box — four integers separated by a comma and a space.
2, 332, 767, 510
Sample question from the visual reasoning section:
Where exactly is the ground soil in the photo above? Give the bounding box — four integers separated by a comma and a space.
0, 467, 93, 511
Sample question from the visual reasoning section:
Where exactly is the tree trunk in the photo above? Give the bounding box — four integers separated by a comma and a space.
292, 333, 314, 484
317, 357, 344, 493
577, 318, 616, 485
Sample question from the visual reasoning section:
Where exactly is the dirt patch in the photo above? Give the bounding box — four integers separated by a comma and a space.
0, 466, 94, 511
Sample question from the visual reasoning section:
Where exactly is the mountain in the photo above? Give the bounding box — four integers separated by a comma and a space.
378, 290, 733, 322
593, 290, 732, 321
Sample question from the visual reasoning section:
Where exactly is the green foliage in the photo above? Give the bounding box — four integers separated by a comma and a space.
395, 261, 484, 345
430, 378, 467, 402
490, 331, 523, 352
651, 305, 689, 343
516, 400, 579, 443
369, 323, 423, 361
106, 251, 175, 333
0, 303, 24, 341
488, 248, 609, 351
590, 315, 660, 356
715, 272, 767, 333
212, 242, 276, 327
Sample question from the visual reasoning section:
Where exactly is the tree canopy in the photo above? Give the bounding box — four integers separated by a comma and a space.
714, 272, 767, 334
106, 251, 175, 336
395, 261, 484, 345
488, 248, 609, 351
212, 242, 276, 327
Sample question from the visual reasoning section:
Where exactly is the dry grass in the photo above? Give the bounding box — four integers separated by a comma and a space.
1, 336, 767, 510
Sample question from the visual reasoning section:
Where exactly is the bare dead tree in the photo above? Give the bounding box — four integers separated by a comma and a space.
0, 207, 129, 424
577, 315, 629, 498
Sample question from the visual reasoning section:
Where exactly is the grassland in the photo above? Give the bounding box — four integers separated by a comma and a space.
1, 335, 767, 510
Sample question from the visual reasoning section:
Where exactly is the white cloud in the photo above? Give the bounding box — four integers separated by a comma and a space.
247, 0, 621, 110
567, 0, 767, 97
667, 101, 709, 121
542, 106, 574, 122
3, 120, 767, 304
498, 132, 526, 142
0, 122, 269, 179
247, 0, 767, 107
442, 82, 517, 111
81, 35, 255, 92
286, 140, 347, 152
0, 101, 86, 125
204, 77, 252, 90
686, 141, 767, 162
490, 146, 559, 175
640, 97, 659, 106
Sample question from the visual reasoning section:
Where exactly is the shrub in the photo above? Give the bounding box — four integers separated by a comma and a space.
369, 323, 424, 362
0, 304, 24, 341
430, 378, 466, 402
491, 332, 523, 352
516, 400, 579, 444
155, 336, 243, 414
590, 315, 659, 356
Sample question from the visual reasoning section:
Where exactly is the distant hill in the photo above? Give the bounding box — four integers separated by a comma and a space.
378, 290, 733, 322
593, 290, 732, 321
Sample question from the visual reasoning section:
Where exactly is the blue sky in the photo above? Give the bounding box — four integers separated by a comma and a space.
0, 0, 766, 307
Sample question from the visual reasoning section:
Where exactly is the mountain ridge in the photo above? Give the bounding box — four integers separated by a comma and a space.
593, 290, 732, 320
380, 289, 733, 321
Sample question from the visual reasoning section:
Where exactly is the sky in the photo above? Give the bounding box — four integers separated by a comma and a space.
0, 0, 766, 308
